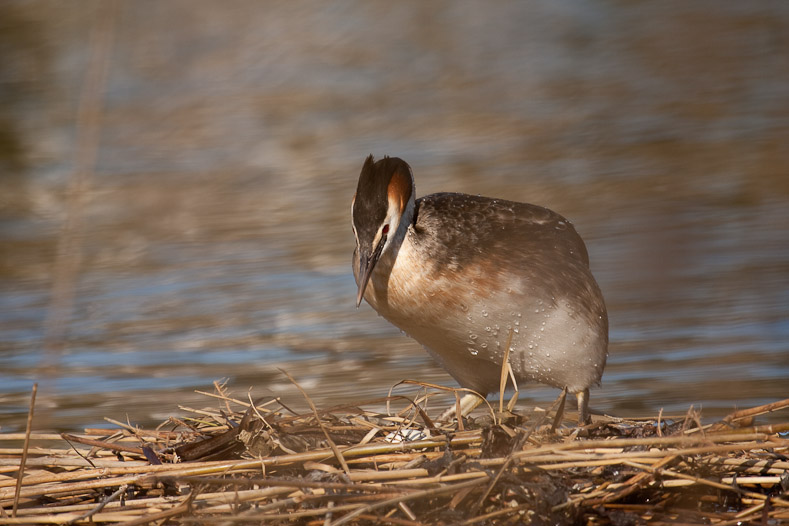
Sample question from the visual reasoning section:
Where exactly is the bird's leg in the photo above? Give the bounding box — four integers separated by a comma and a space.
576, 388, 591, 425
439, 392, 485, 422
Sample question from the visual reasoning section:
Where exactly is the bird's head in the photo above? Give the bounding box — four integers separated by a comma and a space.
351, 155, 414, 307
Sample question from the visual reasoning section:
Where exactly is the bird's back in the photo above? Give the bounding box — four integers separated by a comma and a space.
412, 192, 590, 277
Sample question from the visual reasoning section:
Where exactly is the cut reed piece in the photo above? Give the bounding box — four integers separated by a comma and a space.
0, 384, 788, 525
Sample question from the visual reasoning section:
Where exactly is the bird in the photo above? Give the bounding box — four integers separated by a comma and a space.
351, 155, 608, 424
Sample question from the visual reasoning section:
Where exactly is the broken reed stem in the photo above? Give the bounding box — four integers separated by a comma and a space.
60, 434, 145, 456
550, 387, 567, 432
12, 383, 37, 518
718, 397, 789, 425
498, 328, 515, 416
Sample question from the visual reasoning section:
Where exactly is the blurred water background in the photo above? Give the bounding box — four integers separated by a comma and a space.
1, 1, 787, 433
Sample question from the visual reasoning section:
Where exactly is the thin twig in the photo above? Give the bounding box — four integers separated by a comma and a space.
65, 484, 127, 525
279, 369, 351, 476
12, 384, 37, 517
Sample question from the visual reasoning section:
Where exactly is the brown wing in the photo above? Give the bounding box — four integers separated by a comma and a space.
411, 192, 590, 274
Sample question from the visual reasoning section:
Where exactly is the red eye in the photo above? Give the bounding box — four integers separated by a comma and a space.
382, 224, 389, 234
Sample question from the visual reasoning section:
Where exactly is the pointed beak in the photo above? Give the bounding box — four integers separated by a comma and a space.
355, 253, 372, 308
355, 235, 386, 308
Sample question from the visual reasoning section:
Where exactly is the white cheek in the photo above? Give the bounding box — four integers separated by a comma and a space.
386, 198, 400, 222
350, 197, 358, 238
382, 198, 404, 248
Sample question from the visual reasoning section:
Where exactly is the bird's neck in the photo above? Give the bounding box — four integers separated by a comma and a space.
391, 194, 415, 255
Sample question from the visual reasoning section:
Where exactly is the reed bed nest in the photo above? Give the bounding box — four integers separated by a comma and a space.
1, 378, 788, 525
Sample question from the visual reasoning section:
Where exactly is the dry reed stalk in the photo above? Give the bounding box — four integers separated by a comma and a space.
11, 494, 170, 517
60, 434, 146, 456
193, 389, 280, 414
82, 428, 186, 439
504, 442, 784, 465
0, 434, 64, 442
0, 448, 86, 457
11, 384, 37, 517
712, 397, 789, 427
497, 328, 516, 417
712, 457, 789, 473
